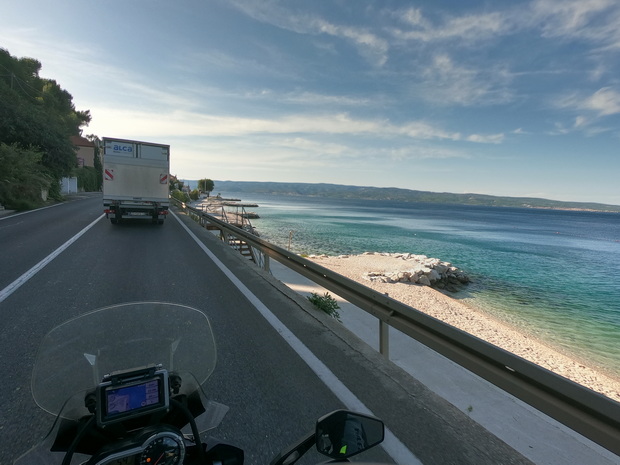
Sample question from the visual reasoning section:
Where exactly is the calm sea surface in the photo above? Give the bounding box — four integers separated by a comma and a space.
226, 192, 620, 376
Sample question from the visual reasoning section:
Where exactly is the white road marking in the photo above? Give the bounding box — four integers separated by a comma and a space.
173, 211, 422, 465
0, 202, 66, 221
0, 214, 104, 304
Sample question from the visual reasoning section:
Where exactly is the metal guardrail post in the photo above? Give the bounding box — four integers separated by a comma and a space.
171, 199, 620, 455
263, 254, 270, 273
379, 320, 389, 358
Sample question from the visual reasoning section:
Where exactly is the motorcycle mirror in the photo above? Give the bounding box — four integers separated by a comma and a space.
315, 410, 384, 460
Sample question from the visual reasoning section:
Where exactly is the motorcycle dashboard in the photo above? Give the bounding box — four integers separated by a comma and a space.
97, 367, 169, 426
90, 430, 185, 465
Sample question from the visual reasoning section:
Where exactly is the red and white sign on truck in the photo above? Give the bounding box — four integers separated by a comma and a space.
102, 138, 170, 225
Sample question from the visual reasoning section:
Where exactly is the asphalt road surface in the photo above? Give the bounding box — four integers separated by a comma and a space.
0, 194, 533, 465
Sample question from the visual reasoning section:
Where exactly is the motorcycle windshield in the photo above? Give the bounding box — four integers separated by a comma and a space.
31, 302, 217, 419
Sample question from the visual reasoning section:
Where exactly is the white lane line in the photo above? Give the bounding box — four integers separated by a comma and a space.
0, 214, 104, 304
0, 202, 66, 221
173, 212, 422, 465
0, 194, 99, 221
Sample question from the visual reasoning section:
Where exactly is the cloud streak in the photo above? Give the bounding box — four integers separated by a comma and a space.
228, 0, 388, 66
554, 87, 620, 116
88, 105, 503, 146
392, 8, 508, 43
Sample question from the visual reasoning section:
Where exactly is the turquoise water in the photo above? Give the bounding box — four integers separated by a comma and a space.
227, 193, 620, 376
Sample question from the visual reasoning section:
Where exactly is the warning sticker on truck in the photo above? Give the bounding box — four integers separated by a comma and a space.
105, 169, 114, 181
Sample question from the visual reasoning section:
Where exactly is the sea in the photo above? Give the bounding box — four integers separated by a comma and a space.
222, 192, 620, 378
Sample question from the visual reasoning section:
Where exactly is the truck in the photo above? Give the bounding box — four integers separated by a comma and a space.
102, 137, 170, 225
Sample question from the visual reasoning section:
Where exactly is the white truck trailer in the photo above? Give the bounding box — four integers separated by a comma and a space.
102, 138, 170, 225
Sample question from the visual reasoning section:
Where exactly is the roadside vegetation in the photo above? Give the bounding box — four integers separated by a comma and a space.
198, 178, 214, 197
0, 48, 92, 210
169, 176, 215, 204
169, 175, 190, 203
307, 292, 341, 321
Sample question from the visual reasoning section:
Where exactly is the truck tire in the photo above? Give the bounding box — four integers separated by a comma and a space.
110, 218, 118, 224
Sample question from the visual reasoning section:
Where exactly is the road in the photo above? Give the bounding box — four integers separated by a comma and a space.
0, 194, 533, 465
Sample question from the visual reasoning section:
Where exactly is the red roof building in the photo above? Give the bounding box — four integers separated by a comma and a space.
70, 135, 96, 168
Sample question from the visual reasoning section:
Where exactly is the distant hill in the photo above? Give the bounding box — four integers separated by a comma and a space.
208, 180, 620, 213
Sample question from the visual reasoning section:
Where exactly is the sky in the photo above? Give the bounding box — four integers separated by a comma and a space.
2, 0, 620, 205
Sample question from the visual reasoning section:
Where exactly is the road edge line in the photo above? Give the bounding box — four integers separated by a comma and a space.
173, 211, 422, 465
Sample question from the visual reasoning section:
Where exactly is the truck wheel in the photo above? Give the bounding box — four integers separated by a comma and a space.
110, 218, 118, 224
157, 219, 164, 225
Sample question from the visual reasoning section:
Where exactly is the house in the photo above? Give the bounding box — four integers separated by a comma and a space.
70, 135, 96, 168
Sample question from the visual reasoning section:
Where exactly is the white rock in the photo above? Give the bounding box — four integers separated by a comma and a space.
435, 264, 449, 275
418, 275, 431, 286
426, 269, 441, 282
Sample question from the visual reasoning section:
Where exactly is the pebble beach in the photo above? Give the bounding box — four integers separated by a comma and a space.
307, 252, 620, 402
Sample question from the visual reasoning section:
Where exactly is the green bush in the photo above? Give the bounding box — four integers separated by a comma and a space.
307, 292, 341, 321
171, 189, 190, 203
48, 178, 62, 201
73, 166, 99, 192
0, 143, 52, 209
8, 198, 41, 211
189, 189, 200, 201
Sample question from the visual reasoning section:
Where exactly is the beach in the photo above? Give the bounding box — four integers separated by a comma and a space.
306, 253, 620, 402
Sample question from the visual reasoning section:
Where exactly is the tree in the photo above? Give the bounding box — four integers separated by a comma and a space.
198, 178, 214, 196
0, 48, 91, 202
169, 175, 184, 191
0, 143, 52, 210
85, 134, 103, 191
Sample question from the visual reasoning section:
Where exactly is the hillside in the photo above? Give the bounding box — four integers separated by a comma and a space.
208, 180, 620, 212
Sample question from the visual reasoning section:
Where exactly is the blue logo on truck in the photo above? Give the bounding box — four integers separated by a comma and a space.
113, 145, 133, 153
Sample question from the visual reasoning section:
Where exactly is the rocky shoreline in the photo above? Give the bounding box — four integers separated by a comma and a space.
309, 251, 470, 292
304, 252, 620, 401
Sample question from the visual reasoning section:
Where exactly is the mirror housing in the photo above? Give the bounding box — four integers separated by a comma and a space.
315, 410, 384, 460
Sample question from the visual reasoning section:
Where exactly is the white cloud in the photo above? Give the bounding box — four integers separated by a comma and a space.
466, 133, 505, 144
393, 8, 507, 43
279, 91, 372, 107
88, 104, 501, 149
401, 8, 426, 27
526, 0, 620, 53
392, 1, 618, 47
419, 54, 514, 106
309, 18, 388, 67
530, 0, 615, 37
574, 115, 588, 128
229, 1, 388, 66
375, 145, 470, 162
583, 87, 620, 116
554, 87, 620, 117
397, 121, 461, 141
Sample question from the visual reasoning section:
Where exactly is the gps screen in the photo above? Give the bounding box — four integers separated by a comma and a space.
106, 379, 161, 416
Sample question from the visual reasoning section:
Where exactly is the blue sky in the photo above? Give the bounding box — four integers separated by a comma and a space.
2, 0, 620, 204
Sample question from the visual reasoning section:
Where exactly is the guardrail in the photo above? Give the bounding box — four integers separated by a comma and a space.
172, 199, 620, 455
